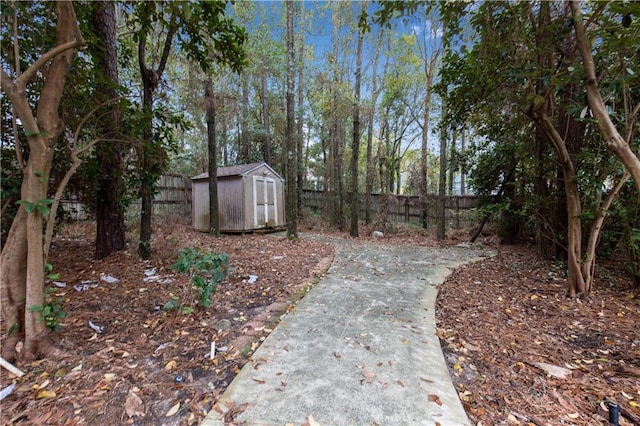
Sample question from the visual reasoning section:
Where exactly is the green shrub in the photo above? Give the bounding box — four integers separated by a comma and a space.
171, 248, 229, 307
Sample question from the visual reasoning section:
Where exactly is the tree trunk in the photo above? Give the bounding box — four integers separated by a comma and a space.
285, 0, 298, 240
205, 79, 220, 237
0, 208, 28, 360
136, 8, 176, 260
437, 104, 447, 241
296, 20, 305, 216
537, 113, 587, 296
138, 72, 155, 259
350, 10, 364, 238
449, 130, 456, 195
260, 73, 272, 165
240, 76, 250, 163
365, 29, 384, 225
93, 0, 126, 260
460, 129, 466, 195
0, 0, 83, 360
571, 1, 640, 194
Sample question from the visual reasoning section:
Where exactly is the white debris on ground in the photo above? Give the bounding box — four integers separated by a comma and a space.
100, 274, 119, 284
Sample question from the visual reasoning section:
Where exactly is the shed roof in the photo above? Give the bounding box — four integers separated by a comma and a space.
192, 162, 281, 180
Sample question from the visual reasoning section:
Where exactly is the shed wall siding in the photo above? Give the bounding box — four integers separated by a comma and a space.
218, 178, 245, 231
192, 181, 210, 231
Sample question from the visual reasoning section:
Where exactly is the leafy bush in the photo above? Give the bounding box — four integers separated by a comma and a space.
171, 248, 229, 307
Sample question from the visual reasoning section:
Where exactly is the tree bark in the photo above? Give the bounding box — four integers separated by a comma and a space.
437, 102, 447, 241
571, 1, 640, 194
285, 0, 298, 240
92, 0, 126, 260
537, 113, 587, 296
137, 7, 176, 260
296, 13, 305, 216
350, 9, 364, 238
0, 0, 83, 360
205, 79, 220, 237
240, 76, 250, 163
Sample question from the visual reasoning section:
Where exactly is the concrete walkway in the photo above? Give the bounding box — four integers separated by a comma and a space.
203, 235, 488, 426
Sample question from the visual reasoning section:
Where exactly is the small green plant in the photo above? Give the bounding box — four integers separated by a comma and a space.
163, 296, 180, 312
29, 288, 67, 331
162, 296, 195, 315
171, 247, 229, 308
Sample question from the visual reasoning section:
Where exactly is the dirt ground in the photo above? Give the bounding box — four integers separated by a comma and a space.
1, 215, 638, 425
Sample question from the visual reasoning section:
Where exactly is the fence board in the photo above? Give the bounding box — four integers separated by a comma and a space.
302, 190, 478, 229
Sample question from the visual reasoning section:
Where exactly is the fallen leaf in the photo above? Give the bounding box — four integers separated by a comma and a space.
428, 394, 442, 406
362, 371, 375, 379
397, 380, 404, 387
252, 377, 265, 384
165, 402, 180, 417
36, 390, 56, 399
165, 360, 177, 370
125, 390, 145, 418
420, 377, 434, 383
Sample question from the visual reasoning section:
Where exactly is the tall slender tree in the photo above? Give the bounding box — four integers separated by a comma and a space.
350, 3, 365, 237
205, 78, 220, 237
285, 0, 298, 239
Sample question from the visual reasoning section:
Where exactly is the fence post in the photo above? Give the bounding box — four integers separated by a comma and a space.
404, 199, 409, 223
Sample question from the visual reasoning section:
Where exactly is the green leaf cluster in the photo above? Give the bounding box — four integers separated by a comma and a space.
28, 288, 67, 332
172, 247, 229, 308
16, 198, 53, 215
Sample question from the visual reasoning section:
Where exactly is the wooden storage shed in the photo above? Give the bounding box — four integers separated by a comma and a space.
191, 162, 286, 232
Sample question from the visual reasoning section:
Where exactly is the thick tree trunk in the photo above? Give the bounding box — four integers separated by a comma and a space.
0, 0, 83, 360
93, 0, 126, 260
0, 208, 27, 360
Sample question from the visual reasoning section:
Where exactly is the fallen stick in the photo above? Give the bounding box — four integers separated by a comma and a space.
0, 356, 24, 377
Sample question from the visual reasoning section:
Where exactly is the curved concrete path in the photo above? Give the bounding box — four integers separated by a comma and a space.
203, 235, 488, 425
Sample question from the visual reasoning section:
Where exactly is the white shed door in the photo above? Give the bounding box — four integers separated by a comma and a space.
253, 176, 278, 227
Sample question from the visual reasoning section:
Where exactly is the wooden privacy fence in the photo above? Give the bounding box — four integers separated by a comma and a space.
302, 190, 479, 229
62, 174, 193, 220
62, 175, 478, 229
150, 174, 192, 215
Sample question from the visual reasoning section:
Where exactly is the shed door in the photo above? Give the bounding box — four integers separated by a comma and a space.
253, 176, 278, 228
